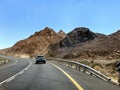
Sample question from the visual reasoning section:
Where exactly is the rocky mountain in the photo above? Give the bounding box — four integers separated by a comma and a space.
59, 27, 97, 47
1, 26, 119, 81
0, 26, 120, 60
57, 30, 66, 39
49, 27, 120, 60
2, 27, 66, 58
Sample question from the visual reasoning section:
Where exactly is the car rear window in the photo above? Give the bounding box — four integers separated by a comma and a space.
36, 56, 44, 59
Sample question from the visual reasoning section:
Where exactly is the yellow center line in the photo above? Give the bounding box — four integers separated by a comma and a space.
50, 63, 84, 90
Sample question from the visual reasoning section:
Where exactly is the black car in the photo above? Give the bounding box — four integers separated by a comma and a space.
35, 56, 46, 64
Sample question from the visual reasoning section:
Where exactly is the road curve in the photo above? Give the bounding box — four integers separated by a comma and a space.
0, 56, 119, 90
0, 56, 78, 90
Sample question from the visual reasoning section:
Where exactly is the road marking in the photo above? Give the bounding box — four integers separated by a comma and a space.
50, 63, 84, 90
0, 59, 17, 70
0, 61, 32, 85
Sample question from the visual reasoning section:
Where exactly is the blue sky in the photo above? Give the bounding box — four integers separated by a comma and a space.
0, 0, 120, 49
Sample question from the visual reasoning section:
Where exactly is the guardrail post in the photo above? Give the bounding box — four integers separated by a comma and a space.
70, 63, 72, 67
75, 64, 77, 70
68, 62, 70, 67
78, 65, 81, 71
83, 67, 86, 73
90, 73, 93, 75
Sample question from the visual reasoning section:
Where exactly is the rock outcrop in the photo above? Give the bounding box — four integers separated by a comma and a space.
59, 27, 97, 47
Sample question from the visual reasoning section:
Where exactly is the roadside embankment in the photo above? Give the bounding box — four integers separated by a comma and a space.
0, 57, 9, 65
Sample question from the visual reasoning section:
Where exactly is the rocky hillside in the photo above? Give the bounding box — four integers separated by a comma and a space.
49, 27, 120, 60
0, 26, 120, 60
3, 27, 66, 58
59, 27, 97, 47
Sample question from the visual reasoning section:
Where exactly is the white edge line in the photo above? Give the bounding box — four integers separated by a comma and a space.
0, 61, 32, 85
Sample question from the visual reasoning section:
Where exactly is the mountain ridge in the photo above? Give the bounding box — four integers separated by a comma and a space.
1, 27, 66, 58
0, 27, 120, 60
48, 27, 120, 60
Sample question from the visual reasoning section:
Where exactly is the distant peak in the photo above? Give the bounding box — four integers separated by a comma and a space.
43, 27, 55, 32
58, 30, 66, 34
73, 27, 90, 32
57, 30, 66, 39
44, 27, 51, 30
58, 30, 64, 33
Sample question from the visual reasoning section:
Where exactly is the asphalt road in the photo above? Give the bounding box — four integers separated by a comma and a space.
0, 55, 119, 90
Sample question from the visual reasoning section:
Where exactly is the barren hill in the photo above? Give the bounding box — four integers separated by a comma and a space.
0, 27, 120, 60
49, 27, 120, 60
3, 27, 66, 58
